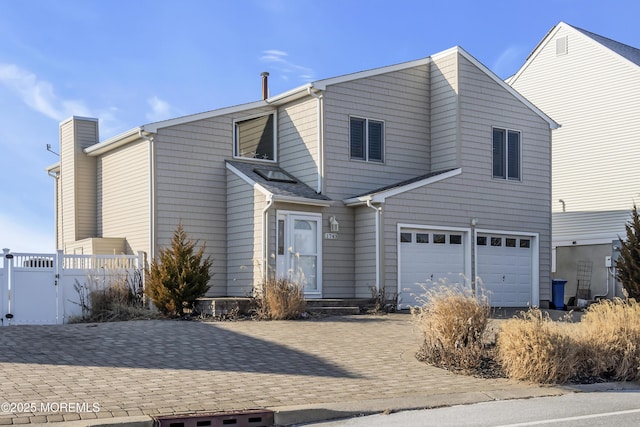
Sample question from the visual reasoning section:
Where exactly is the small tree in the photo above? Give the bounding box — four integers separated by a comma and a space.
146, 223, 212, 316
616, 204, 640, 300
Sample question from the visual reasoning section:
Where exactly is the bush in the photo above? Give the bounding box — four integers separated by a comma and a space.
145, 223, 212, 317
253, 278, 306, 320
90, 279, 136, 317
497, 309, 577, 384
497, 300, 640, 383
575, 299, 640, 381
72, 269, 155, 322
616, 204, 640, 300
412, 285, 490, 372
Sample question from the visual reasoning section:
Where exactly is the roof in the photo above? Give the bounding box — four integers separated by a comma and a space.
79, 46, 558, 155
226, 160, 332, 206
553, 209, 631, 246
571, 24, 640, 67
344, 168, 461, 205
509, 21, 640, 85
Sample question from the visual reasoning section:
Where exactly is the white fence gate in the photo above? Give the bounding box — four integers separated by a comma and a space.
0, 249, 145, 325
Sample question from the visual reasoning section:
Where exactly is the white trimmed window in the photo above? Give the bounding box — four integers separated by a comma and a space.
492, 127, 521, 180
350, 117, 384, 162
234, 113, 276, 161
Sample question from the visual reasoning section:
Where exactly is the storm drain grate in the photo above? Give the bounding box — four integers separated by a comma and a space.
154, 409, 274, 427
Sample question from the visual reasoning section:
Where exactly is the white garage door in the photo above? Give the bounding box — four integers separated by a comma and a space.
399, 229, 466, 308
477, 234, 532, 307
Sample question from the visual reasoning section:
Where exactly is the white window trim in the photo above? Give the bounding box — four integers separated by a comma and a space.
233, 111, 278, 163
492, 126, 522, 181
349, 116, 385, 163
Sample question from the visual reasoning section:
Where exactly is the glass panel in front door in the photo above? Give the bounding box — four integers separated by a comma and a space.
291, 219, 318, 291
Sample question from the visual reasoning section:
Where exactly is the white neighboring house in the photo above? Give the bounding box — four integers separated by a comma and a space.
508, 21, 640, 302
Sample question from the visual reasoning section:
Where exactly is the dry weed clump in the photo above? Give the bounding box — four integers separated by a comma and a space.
253, 278, 306, 320
497, 309, 577, 384
574, 298, 640, 381
72, 270, 159, 322
497, 299, 640, 384
412, 285, 490, 372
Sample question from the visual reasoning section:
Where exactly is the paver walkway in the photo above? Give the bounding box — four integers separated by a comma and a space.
0, 313, 567, 425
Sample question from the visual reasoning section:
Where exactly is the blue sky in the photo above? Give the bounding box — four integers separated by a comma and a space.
1, 0, 639, 252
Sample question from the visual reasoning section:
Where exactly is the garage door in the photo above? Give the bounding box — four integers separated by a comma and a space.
399, 229, 466, 308
477, 234, 532, 307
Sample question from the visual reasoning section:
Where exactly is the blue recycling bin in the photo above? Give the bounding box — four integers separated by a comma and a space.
551, 279, 567, 310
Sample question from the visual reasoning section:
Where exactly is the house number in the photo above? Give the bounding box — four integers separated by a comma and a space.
324, 233, 338, 240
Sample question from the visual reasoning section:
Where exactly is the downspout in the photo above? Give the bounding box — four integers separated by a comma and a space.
48, 171, 60, 250
262, 195, 274, 283
470, 218, 478, 294
307, 87, 324, 194
139, 130, 155, 268
366, 199, 381, 292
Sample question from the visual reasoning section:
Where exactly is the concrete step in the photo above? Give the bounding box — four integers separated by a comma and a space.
306, 306, 361, 316
306, 298, 375, 308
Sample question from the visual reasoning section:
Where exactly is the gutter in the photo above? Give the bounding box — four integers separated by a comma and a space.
84, 128, 145, 156
366, 199, 382, 292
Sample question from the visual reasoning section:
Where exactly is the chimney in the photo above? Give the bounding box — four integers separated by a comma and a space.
261, 71, 269, 100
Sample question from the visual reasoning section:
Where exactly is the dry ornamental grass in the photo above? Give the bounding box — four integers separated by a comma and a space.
412, 285, 491, 373
253, 278, 307, 320
413, 284, 640, 384
497, 299, 640, 384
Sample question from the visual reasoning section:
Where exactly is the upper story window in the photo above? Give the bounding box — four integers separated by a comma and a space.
234, 113, 276, 161
492, 127, 520, 180
350, 117, 384, 162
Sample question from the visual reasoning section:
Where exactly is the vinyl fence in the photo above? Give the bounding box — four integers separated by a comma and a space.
0, 249, 145, 325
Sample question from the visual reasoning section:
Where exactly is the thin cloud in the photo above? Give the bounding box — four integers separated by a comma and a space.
492, 45, 526, 79
146, 96, 182, 123
261, 50, 287, 62
0, 63, 130, 139
0, 63, 91, 120
260, 50, 314, 81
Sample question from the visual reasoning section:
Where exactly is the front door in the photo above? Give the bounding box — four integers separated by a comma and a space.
276, 212, 322, 296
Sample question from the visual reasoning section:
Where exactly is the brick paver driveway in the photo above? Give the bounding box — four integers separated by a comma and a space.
0, 314, 565, 425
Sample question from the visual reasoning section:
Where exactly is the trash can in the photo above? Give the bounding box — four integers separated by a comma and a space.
551, 279, 567, 310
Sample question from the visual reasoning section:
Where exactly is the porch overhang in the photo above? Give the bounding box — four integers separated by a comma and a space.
343, 168, 462, 206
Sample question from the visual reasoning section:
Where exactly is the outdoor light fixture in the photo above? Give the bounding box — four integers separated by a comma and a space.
329, 216, 339, 232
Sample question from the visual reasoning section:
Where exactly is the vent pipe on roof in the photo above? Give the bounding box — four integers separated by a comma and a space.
261, 72, 269, 100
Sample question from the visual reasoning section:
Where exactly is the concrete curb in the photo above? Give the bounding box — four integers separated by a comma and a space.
271, 386, 568, 426
18, 382, 640, 426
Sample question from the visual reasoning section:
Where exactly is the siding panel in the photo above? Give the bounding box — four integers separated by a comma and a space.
154, 105, 274, 295
98, 139, 150, 255
226, 171, 261, 296
510, 25, 640, 212
279, 97, 319, 189
323, 66, 431, 200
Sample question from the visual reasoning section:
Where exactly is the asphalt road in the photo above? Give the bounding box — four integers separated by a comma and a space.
301, 389, 640, 427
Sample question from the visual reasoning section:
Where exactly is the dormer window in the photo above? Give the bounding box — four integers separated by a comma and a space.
234, 113, 276, 161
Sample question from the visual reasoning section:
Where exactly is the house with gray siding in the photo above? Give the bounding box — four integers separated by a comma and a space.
508, 22, 640, 303
47, 46, 557, 308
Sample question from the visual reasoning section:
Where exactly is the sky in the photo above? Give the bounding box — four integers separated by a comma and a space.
1, 0, 639, 253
